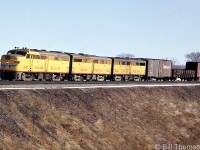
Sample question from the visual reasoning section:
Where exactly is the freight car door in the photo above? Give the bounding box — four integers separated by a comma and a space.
198, 63, 200, 78
158, 61, 163, 78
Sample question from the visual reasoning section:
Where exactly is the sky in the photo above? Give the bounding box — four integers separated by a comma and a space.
0, 0, 200, 64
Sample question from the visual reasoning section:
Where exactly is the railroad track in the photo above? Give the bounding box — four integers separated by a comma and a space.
0, 80, 199, 90
0, 80, 199, 85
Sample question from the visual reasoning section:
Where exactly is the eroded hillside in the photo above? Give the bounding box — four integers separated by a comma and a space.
0, 86, 200, 150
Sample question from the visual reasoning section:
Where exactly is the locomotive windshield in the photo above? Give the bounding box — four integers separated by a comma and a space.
7, 50, 27, 56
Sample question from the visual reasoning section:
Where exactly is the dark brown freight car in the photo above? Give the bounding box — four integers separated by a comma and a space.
185, 62, 200, 80
172, 69, 195, 81
142, 59, 172, 81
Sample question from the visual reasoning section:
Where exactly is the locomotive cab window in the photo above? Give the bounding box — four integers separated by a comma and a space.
16, 51, 27, 56
7, 50, 16, 55
7, 50, 27, 56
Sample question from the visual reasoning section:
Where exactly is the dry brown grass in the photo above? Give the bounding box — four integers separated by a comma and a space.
0, 86, 200, 149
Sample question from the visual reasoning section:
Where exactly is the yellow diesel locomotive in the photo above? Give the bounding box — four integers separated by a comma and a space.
112, 58, 146, 81
0, 47, 147, 81
69, 53, 112, 81
1, 48, 70, 81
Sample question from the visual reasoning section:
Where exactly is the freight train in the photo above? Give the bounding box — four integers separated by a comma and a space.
0, 47, 199, 81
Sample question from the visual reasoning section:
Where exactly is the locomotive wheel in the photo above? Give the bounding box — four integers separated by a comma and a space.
50, 74, 62, 81
21, 73, 33, 81
97, 75, 105, 81
86, 75, 92, 81
74, 75, 83, 81
114, 76, 122, 81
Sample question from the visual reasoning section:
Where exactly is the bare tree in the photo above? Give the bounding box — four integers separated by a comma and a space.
116, 53, 134, 58
172, 64, 185, 69
185, 52, 200, 62
171, 58, 177, 68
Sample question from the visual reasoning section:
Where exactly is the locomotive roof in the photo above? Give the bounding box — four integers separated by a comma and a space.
138, 58, 172, 61
10, 48, 111, 59
68, 53, 111, 60
186, 61, 200, 63
10, 48, 70, 56
112, 57, 146, 62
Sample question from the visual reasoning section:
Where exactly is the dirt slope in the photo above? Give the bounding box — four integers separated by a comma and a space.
0, 86, 200, 150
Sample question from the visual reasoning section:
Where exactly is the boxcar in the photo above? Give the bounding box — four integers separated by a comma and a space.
68, 53, 112, 81
142, 59, 172, 81
172, 69, 195, 81
185, 62, 200, 80
111, 58, 146, 81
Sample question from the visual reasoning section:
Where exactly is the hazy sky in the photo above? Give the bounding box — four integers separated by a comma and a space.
0, 0, 200, 64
